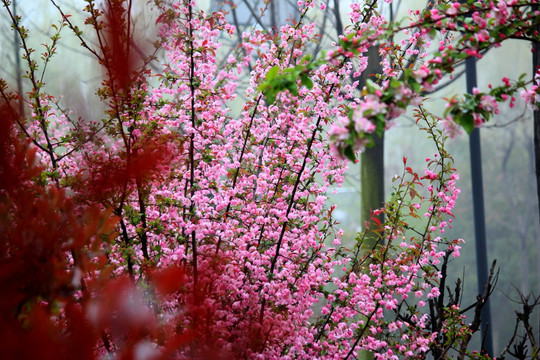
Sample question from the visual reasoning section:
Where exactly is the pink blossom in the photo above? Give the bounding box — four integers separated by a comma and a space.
480, 94, 498, 112
424, 169, 438, 180
354, 116, 376, 133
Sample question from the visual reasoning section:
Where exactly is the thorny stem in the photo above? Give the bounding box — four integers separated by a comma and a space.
136, 176, 150, 260
187, 0, 198, 300
49, 0, 104, 61
118, 216, 134, 276
457, 260, 497, 360
215, 3, 313, 255
2, 0, 59, 185
0, 87, 49, 154
343, 305, 381, 360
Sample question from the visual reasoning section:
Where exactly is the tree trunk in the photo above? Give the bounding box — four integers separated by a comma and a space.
359, 46, 384, 250
357, 44, 384, 360
13, 0, 24, 118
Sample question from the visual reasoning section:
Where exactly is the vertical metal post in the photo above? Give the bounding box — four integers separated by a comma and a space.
533, 5, 540, 222
466, 56, 494, 356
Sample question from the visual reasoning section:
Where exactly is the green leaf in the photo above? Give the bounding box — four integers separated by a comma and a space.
265, 90, 277, 105
457, 112, 475, 134
287, 81, 299, 96
266, 66, 280, 80
300, 74, 313, 89
257, 82, 270, 92
389, 78, 401, 89
343, 145, 356, 162
73, 26, 83, 36
374, 115, 386, 137
408, 78, 421, 92
365, 79, 376, 94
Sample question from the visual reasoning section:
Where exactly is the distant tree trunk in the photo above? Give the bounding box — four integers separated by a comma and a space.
359, 48, 384, 250
360, 131, 384, 247
13, 0, 24, 118
357, 44, 384, 360
270, 0, 277, 34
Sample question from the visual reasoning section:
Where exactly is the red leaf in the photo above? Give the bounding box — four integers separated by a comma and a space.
152, 266, 186, 296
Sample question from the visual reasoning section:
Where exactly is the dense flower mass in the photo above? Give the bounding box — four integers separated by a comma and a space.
1, 0, 539, 359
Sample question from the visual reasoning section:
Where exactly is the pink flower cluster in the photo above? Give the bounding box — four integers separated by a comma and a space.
327, 0, 540, 153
